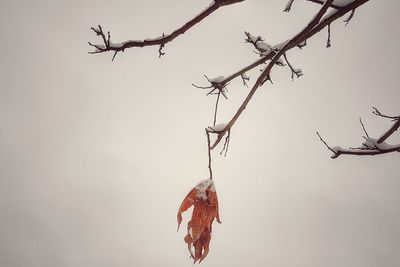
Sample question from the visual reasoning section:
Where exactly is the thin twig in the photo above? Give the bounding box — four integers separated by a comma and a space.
316, 132, 338, 156
213, 92, 221, 126
372, 107, 400, 120
205, 129, 213, 180
283, 53, 303, 80
220, 130, 231, 157
326, 23, 331, 48
241, 73, 250, 87
344, 9, 355, 26
359, 118, 369, 139
89, 2, 222, 59
283, 0, 295, 12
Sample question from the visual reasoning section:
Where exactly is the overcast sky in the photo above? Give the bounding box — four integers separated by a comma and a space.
1, 0, 399, 266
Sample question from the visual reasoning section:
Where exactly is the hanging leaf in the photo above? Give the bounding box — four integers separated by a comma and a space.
177, 179, 221, 263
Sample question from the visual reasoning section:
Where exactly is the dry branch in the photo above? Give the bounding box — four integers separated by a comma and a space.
89, 0, 373, 164
88, 0, 244, 60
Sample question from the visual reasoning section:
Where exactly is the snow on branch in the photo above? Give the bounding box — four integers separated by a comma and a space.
208, 0, 369, 150
88, 0, 370, 158
245, 31, 273, 55
317, 108, 400, 159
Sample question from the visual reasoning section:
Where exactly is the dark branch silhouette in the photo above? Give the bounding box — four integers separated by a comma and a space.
89, 0, 244, 60
88, 0, 392, 170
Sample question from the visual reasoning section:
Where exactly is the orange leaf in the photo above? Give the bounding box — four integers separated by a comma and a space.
177, 179, 221, 263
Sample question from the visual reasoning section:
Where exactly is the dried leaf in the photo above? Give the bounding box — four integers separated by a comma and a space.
177, 179, 221, 263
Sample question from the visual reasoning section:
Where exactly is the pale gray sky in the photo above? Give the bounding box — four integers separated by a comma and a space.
0, 0, 399, 266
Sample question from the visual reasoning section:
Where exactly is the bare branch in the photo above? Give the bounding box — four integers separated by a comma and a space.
326, 23, 331, 48
213, 92, 221, 126
283, 53, 303, 80
302, 1, 369, 40
316, 132, 339, 158
194, 75, 229, 101
206, 129, 213, 180
373, 107, 400, 121
89, 1, 222, 59
344, 9, 355, 26
158, 33, 166, 58
220, 130, 231, 157
219, 54, 272, 85
241, 73, 250, 87
359, 118, 369, 139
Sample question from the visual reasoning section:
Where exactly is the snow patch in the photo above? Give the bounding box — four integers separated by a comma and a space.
195, 179, 215, 200
208, 123, 227, 132
210, 76, 225, 83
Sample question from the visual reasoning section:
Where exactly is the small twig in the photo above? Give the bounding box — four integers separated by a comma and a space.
206, 129, 213, 180
244, 31, 264, 46
283, 0, 295, 12
192, 83, 213, 90
240, 73, 250, 87
213, 92, 221, 126
372, 107, 400, 121
326, 23, 331, 48
205, 53, 274, 92
112, 51, 118, 61
219, 130, 231, 157
359, 118, 369, 139
89, 2, 222, 59
244, 31, 272, 56
344, 9, 355, 26
261, 73, 273, 85
316, 131, 338, 157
